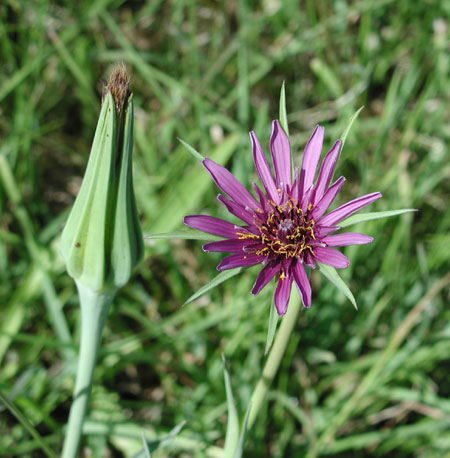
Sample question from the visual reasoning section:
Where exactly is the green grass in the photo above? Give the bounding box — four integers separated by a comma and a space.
1, 0, 449, 456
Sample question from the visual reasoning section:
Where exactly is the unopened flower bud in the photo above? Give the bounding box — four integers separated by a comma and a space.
61, 64, 144, 294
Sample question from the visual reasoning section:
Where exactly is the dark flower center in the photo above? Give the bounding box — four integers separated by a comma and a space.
253, 199, 316, 259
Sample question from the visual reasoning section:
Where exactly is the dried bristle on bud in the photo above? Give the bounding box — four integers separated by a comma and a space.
103, 63, 130, 113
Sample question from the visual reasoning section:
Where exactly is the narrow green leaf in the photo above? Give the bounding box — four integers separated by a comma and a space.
223, 355, 240, 458
183, 268, 243, 306
339, 209, 417, 228
136, 422, 186, 457
264, 302, 279, 356
0, 389, 57, 458
340, 106, 364, 149
177, 137, 204, 161
318, 263, 357, 310
233, 402, 252, 458
145, 229, 220, 242
141, 432, 152, 458
279, 81, 289, 136
150, 133, 239, 234
310, 58, 344, 99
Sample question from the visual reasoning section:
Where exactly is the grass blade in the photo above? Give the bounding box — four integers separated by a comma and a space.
340, 106, 364, 149
339, 209, 417, 228
223, 355, 239, 458
141, 431, 152, 458
318, 263, 357, 310
183, 268, 243, 306
264, 301, 279, 356
279, 81, 289, 136
233, 401, 252, 458
177, 137, 204, 161
145, 229, 219, 242
0, 389, 57, 458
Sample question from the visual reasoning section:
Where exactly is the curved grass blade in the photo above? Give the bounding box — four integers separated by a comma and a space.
279, 81, 289, 136
135, 422, 186, 458
141, 432, 152, 458
145, 229, 220, 242
223, 355, 239, 458
177, 137, 204, 161
233, 402, 252, 458
0, 389, 56, 458
183, 268, 243, 306
318, 263, 357, 310
340, 106, 364, 149
339, 209, 417, 228
264, 301, 279, 356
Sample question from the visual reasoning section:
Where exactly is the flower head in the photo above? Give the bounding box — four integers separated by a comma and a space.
184, 121, 381, 315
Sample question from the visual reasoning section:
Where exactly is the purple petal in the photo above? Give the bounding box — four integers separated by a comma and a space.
203, 239, 248, 252
250, 131, 279, 202
322, 232, 373, 247
184, 215, 238, 238
270, 120, 292, 190
319, 192, 382, 227
292, 262, 312, 308
251, 262, 280, 295
203, 158, 259, 210
288, 166, 300, 201
300, 184, 314, 212
217, 252, 266, 271
312, 140, 341, 204
217, 194, 258, 226
274, 275, 293, 315
314, 225, 340, 237
313, 246, 350, 268
310, 177, 346, 221
252, 182, 270, 213
305, 251, 316, 268
299, 125, 324, 199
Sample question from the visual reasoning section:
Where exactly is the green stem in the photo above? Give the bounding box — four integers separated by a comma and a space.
61, 283, 115, 458
247, 293, 301, 429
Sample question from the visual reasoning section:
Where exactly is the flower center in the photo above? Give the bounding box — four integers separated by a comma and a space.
256, 199, 316, 259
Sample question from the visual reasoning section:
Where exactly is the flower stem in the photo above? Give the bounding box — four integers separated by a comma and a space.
61, 283, 115, 458
247, 292, 301, 430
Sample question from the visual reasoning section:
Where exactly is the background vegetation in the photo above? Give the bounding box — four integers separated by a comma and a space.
1, 0, 449, 456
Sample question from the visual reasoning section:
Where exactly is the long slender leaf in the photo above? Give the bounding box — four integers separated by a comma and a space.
183, 268, 243, 306
264, 301, 279, 356
177, 137, 204, 161
135, 422, 186, 458
340, 106, 364, 149
233, 402, 252, 458
279, 81, 289, 136
145, 229, 219, 242
318, 263, 357, 310
339, 209, 417, 228
223, 355, 240, 458
141, 432, 152, 458
0, 390, 57, 458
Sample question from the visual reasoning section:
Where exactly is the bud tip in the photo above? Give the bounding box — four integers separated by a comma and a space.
104, 63, 130, 112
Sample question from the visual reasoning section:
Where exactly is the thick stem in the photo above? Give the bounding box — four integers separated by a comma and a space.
61, 283, 115, 458
247, 293, 301, 430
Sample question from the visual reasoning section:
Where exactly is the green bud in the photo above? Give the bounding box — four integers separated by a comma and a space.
61, 65, 144, 294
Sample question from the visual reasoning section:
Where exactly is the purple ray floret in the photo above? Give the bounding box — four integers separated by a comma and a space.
184, 123, 381, 315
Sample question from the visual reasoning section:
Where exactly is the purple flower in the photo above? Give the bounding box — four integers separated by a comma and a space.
184, 121, 381, 315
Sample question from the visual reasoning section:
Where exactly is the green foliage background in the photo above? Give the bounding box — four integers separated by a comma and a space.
0, 0, 449, 456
